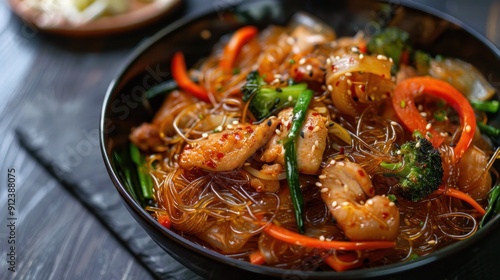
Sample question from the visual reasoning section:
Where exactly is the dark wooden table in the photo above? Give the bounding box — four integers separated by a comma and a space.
0, 1, 499, 279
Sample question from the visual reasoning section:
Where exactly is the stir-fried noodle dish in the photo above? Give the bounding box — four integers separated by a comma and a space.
128, 14, 500, 271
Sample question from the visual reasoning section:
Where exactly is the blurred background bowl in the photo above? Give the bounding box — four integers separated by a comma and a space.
100, 0, 500, 279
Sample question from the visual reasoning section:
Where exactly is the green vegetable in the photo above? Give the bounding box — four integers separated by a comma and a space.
145, 80, 178, 99
130, 143, 154, 199
367, 27, 412, 69
413, 50, 431, 74
284, 88, 314, 234
380, 137, 443, 202
242, 70, 309, 122
477, 122, 500, 138
470, 100, 500, 113
480, 185, 500, 228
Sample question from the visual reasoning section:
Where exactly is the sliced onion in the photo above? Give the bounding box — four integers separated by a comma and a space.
429, 58, 496, 102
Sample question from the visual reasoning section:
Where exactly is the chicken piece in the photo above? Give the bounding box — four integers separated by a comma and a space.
260, 108, 328, 174
129, 90, 196, 150
320, 160, 400, 241
179, 118, 280, 171
249, 163, 283, 193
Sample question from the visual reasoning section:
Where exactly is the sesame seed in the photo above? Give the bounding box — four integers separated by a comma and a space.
389, 57, 394, 63
367, 199, 374, 205
420, 112, 427, 117
465, 125, 471, 133
275, 129, 281, 135
347, 89, 352, 95
389, 202, 395, 207
313, 126, 320, 133
347, 79, 352, 86
314, 140, 320, 147
326, 58, 332, 65
232, 120, 239, 125
377, 54, 388, 60
415, 141, 421, 148
426, 123, 432, 130
286, 36, 296, 45
335, 56, 340, 60
321, 187, 329, 193
331, 201, 338, 207
351, 46, 359, 52
330, 159, 336, 165
440, 132, 448, 137
327, 84, 333, 92
315, 182, 323, 187
299, 58, 306, 65
345, 72, 352, 77
271, 78, 280, 85
319, 174, 327, 179
202, 133, 209, 138
418, 104, 423, 111
341, 201, 350, 206
227, 124, 234, 129
243, 162, 251, 166
311, 145, 316, 152
288, 95, 293, 102
428, 240, 436, 245
343, 184, 348, 193
359, 54, 364, 59
338, 161, 345, 166
390, 121, 398, 126
306, 64, 313, 71
319, 235, 325, 241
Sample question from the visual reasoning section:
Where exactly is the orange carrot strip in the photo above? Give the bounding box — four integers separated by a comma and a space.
438, 186, 486, 215
324, 253, 362, 272
220, 26, 259, 72
262, 222, 396, 250
171, 51, 210, 102
157, 214, 171, 229
249, 250, 266, 265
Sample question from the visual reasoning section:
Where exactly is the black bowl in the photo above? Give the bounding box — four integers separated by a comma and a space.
100, 0, 500, 279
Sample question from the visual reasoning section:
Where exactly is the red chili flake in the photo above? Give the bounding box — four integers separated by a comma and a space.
295, 70, 304, 81
245, 126, 254, 134
221, 133, 229, 141
184, 144, 193, 150
368, 187, 375, 195
339, 146, 345, 155
359, 85, 366, 93
308, 125, 314, 131
204, 160, 217, 169
381, 74, 385, 78
381, 212, 389, 219
287, 122, 292, 130
217, 152, 224, 160
312, 112, 319, 116
331, 65, 337, 72
357, 169, 365, 177
335, 80, 340, 87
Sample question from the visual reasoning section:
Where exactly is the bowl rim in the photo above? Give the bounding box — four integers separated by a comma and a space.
100, 0, 500, 278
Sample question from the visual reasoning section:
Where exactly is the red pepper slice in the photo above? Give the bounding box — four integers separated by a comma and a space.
392, 76, 476, 161
171, 51, 210, 102
219, 26, 259, 72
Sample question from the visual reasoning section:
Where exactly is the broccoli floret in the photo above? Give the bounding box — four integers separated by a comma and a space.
380, 137, 443, 202
367, 27, 412, 67
241, 71, 309, 122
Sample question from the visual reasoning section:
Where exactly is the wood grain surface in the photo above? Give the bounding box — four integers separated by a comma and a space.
0, 1, 499, 280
